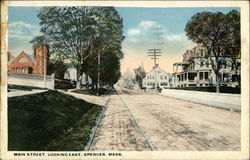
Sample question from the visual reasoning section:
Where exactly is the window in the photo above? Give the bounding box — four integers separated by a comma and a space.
160, 82, 168, 86
199, 72, 203, 80
147, 82, 154, 86
18, 57, 28, 63
200, 61, 204, 67
205, 72, 208, 80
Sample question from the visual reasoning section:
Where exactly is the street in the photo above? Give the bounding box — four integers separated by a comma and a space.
66, 88, 240, 151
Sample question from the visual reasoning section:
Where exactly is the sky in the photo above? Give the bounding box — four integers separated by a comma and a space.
8, 7, 239, 74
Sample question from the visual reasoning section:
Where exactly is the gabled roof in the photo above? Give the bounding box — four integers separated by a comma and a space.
147, 66, 170, 75
10, 51, 34, 67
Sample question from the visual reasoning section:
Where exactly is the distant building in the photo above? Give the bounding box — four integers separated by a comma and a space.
171, 46, 240, 88
64, 65, 92, 85
8, 46, 49, 76
142, 64, 171, 89
134, 62, 146, 89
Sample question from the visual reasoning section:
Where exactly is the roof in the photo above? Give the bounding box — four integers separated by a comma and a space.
147, 66, 170, 75
9, 51, 34, 68
173, 62, 190, 65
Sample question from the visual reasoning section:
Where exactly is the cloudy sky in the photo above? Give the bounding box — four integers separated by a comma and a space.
8, 7, 239, 73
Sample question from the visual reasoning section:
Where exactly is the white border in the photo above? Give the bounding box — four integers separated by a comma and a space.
1, 1, 249, 160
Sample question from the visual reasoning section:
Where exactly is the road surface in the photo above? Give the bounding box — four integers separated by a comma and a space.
64, 88, 240, 151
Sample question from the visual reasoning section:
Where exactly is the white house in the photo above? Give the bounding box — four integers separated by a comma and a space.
171, 46, 240, 88
64, 65, 92, 85
142, 64, 171, 89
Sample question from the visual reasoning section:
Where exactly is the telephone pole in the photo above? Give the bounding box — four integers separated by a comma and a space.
97, 52, 100, 92
44, 18, 47, 88
148, 49, 161, 91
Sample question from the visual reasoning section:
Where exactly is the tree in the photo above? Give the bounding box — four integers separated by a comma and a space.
31, 7, 124, 89
185, 10, 240, 92
80, 7, 124, 89
223, 10, 241, 87
47, 55, 68, 79
120, 68, 135, 89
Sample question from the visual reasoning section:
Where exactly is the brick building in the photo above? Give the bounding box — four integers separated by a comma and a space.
8, 46, 49, 76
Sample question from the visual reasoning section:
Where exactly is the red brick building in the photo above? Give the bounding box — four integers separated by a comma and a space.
8, 46, 49, 76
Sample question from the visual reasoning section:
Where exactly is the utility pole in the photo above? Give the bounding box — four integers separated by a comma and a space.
97, 52, 100, 93
148, 49, 161, 91
44, 17, 47, 88
44, 47, 47, 88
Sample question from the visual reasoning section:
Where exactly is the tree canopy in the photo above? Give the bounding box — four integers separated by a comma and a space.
31, 6, 124, 89
185, 10, 240, 92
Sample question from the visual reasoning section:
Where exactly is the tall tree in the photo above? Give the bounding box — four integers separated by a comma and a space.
31, 7, 124, 89
223, 10, 241, 87
185, 10, 240, 92
81, 7, 124, 89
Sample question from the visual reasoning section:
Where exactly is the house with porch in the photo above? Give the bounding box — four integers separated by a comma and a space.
171, 46, 240, 88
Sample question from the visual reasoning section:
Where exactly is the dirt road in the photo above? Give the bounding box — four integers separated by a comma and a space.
65, 89, 240, 151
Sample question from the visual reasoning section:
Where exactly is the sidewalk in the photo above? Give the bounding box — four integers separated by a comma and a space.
8, 89, 48, 97
160, 89, 241, 112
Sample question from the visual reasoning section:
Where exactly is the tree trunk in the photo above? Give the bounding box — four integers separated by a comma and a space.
235, 62, 240, 88
215, 73, 220, 93
91, 82, 94, 90
95, 83, 98, 90
76, 75, 82, 89
85, 74, 89, 90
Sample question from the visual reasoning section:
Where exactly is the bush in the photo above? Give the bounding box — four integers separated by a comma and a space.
54, 80, 76, 89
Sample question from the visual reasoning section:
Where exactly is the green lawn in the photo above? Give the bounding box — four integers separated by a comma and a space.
72, 88, 110, 96
8, 90, 102, 151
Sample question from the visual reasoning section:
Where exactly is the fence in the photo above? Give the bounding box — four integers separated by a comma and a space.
8, 73, 55, 89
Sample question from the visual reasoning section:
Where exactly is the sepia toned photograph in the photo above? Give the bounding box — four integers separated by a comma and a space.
1, 1, 249, 160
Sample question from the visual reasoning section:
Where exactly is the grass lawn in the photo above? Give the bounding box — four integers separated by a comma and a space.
8, 90, 102, 151
8, 84, 47, 91
72, 88, 110, 96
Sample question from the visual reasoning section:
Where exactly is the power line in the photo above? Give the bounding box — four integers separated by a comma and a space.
147, 49, 162, 91
148, 49, 162, 67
